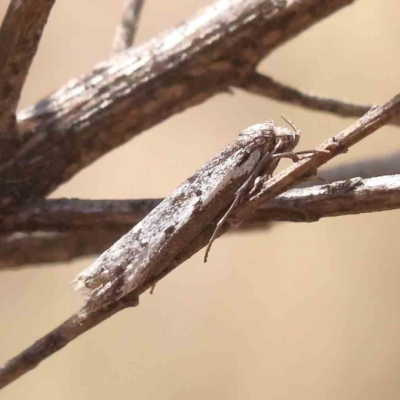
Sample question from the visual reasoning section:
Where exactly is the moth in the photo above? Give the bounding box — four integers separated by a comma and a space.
74, 120, 300, 313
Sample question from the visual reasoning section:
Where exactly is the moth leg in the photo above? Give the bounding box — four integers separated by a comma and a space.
271, 149, 330, 162
204, 142, 282, 263
250, 176, 263, 195
246, 138, 299, 196
204, 185, 246, 263
271, 152, 300, 162
292, 149, 330, 157
269, 150, 326, 183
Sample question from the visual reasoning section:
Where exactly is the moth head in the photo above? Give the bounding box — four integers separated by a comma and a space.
276, 116, 300, 150
238, 119, 300, 150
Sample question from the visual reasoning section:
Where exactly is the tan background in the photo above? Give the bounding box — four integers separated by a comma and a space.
1, 1, 400, 399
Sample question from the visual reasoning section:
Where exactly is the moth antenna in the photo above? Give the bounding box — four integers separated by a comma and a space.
281, 115, 300, 136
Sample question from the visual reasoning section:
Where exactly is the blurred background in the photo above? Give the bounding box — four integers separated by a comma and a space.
1, 0, 400, 399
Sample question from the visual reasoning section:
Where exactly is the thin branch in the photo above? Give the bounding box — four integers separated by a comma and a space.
244, 174, 400, 225
0, 198, 162, 233
299, 150, 400, 187
0, 291, 140, 390
0, 230, 125, 269
112, 0, 145, 54
0, 0, 354, 217
0, 0, 56, 159
1, 93, 399, 388
239, 72, 400, 126
2, 174, 400, 269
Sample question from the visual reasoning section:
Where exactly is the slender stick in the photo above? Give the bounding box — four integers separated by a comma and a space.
244, 174, 400, 224
0, 0, 56, 159
112, 0, 145, 54
0, 198, 163, 233
0, 292, 139, 390
239, 72, 400, 127
0, 230, 126, 269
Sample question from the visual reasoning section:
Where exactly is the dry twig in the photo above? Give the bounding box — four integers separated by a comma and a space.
0, 198, 162, 233
238, 72, 400, 126
112, 0, 145, 53
245, 174, 400, 225
0, 0, 56, 159
1, 93, 399, 389
0, 230, 125, 269
0, 291, 140, 390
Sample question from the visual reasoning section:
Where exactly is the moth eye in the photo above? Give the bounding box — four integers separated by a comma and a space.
83, 274, 108, 289
84, 279, 92, 288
